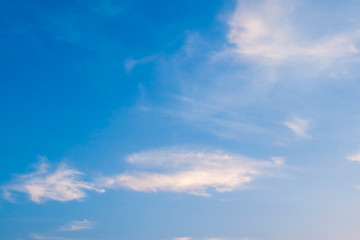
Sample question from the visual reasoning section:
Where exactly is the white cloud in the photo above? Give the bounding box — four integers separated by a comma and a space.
99, 148, 283, 196
173, 238, 192, 240
59, 219, 95, 231
2, 158, 104, 203
283, 115, 311, 139
227, 0, 358, 63
347, 154, 360, 162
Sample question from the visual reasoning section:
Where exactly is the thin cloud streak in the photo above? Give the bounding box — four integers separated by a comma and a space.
124, 55, 156, 73
283, 115, 312, 139
59, 219, 95, 231
163, 94, 276, 141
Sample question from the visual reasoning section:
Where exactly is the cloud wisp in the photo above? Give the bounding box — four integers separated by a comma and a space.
283, 115, 311, 139
2, 158, 104, 203
124, 55, 156, 73
59, 219, 95, 231
99, 148, 284, 197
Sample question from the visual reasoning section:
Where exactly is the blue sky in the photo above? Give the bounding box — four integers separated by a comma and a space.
2, 0, 360, 239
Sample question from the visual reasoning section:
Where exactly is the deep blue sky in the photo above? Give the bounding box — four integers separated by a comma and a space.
0, 0, 227, 175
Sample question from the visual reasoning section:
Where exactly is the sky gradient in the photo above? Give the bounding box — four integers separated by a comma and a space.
2, 0, 360, 239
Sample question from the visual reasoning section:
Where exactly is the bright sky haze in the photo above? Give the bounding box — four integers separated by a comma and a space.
2, 0, 360, 239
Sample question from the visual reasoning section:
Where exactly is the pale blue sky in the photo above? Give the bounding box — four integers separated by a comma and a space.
2, 0, 360, 239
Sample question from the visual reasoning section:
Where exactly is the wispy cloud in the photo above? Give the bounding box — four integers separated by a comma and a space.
136, 83, 151, 112
59, 219, 95, 231
2, 158, 104, 203
98, 147, 284, 197
227, 0, 358, 63
283, 115, 311, 139
124, 55, 156, 73
163, 93, 277, 143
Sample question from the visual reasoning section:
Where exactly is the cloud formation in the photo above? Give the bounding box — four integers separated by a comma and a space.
2, 158, 104, 203
227, 0, 358, 63
99, 148, 284, 196
155, 0, 360, 143
59, 219, 95, 231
